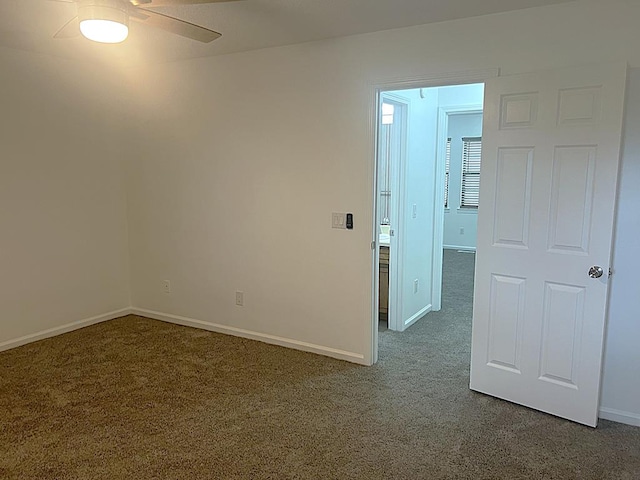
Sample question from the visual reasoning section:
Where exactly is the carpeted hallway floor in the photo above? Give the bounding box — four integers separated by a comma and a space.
1, 250, 639, 479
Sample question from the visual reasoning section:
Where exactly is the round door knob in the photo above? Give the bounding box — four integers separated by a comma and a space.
588, 266, 604, 278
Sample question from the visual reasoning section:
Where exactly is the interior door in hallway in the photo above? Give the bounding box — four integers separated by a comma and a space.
378, 95, 405, 332
470, 63, 627, 426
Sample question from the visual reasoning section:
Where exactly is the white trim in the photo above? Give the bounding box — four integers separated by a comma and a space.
456, 207, 479, 215
444, 244, 477, 252
369, 88, 380, 366
375, 68, 500, 92
599, 407, 640, 427
0, 307, 132, 353
433, 118, 446, 311
439, 105, 484, 116
403, 304, 432, 330
131, 308, 367, 365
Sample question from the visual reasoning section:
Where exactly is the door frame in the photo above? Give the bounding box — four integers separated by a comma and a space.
368, 68, 499, 365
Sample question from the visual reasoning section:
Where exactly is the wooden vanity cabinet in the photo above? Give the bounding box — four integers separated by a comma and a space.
379, 246, 389, 321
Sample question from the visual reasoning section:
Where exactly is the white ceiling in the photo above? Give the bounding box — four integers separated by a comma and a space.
0, 0, 577, 65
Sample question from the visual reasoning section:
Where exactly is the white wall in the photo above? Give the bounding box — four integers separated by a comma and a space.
443, 113, 483, 250
437, 84, 485, 109
0, 48, 131, 348
392, 88, 438, 328
122, 0, 640, 420
599, 68, 640, 427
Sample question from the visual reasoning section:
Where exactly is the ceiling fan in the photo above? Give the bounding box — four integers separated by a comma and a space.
48, 0, 240, 44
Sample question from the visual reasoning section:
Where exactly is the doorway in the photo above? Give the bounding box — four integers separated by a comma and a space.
375, 83, 484, 339
370, 63, 627, 427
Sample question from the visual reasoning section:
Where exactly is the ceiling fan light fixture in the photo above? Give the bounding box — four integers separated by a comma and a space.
78, 3, 129, 44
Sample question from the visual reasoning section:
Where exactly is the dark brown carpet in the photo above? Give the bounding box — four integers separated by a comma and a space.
1, 251, 639, 479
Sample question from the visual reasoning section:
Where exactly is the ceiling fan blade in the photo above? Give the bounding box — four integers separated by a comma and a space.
132, 9, 221, 43
131, 0, 239, 7
54, 16, 80, 39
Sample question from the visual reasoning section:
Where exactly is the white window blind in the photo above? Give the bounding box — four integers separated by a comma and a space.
444, 137, 451, 208
461, 137, 482, 208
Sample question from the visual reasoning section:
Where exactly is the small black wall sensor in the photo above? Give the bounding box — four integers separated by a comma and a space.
346, 213, 353, 230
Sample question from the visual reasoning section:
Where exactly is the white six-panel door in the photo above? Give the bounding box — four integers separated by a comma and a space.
470, 63, 627, 427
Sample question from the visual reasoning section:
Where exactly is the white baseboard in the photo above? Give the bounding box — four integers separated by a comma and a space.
0, 307, 132, 353
131, 307, 367, 365
444, 244, 476, 252
403, 304, 432, 330
599, 407, 640, 427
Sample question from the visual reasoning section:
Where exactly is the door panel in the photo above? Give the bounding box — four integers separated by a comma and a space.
486, 274, 526, 373
470, 63, 627, 426
548, 146, 596, 254
493, 147, 534, 248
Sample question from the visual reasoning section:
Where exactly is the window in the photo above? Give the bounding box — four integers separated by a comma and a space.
381, 103, 394, 125
444, 137, 451, 208
461, 137, 482, 208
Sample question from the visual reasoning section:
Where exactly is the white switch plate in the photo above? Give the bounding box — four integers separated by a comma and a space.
332, 212, 346, 229
235, 291, 244, 306
413, 279, 419, 294
412, 204, 417, 218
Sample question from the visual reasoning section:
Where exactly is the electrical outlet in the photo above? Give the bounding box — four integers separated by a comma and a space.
414, 279, 419, 294
235, 291, 244, 306
459, 227, 465, 235
412, 204, 417, 219
163, 280, 171, 294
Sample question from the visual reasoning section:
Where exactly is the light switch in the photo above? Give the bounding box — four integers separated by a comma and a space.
332, 212, 346, 229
